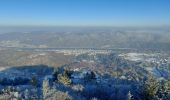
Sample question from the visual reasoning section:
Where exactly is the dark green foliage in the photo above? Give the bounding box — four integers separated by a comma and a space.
53, 67, 72, 85
157, 77, 170, 99
53, 69, 59, 81
83, 71, 97, 84
30, 76, 38, 87
90, 71, 96, 79
165, 77, 170, 90
0, 77, 30, 86
57, 73, 72, 85
63, 67, 72, 78
141, 76, 159, 100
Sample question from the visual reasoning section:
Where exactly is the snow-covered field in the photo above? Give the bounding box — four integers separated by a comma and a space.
119, 52, 167, 63
119, 53, 154, 62
28, 53, 47, 59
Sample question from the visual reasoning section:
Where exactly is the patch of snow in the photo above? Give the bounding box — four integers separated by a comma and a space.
28, 53, 47, 58
145, 67, 168, 78
120, 76, 126, 79
119, 52, 159, 62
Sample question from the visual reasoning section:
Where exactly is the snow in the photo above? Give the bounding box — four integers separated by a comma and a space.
119, 53, 146, 61
145, 67, 168, 78
120, 76, 126, 79
0, 65, 54, 83
0, 67, 10, 71
119, 52, 159, 62
28, 53, 47, 58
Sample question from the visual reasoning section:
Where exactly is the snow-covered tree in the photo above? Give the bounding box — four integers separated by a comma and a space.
126, 91, 132, 100
42, 79, 50, 99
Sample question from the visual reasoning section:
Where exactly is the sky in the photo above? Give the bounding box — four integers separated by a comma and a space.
0, 0, 170, 27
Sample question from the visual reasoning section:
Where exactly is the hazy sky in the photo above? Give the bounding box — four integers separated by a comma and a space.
0, 0, 170, 27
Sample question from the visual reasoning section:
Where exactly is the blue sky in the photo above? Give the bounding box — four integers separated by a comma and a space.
0, 0, 170, 27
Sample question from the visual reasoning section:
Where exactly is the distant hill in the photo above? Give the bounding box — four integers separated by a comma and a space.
0, 27, 170, 50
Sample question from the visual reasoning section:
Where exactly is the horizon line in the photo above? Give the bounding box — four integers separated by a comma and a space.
0, 24, 170, 28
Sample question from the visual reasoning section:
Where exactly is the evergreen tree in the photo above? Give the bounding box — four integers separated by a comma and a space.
141, 75, 158, 100
127, 91, 132, 100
